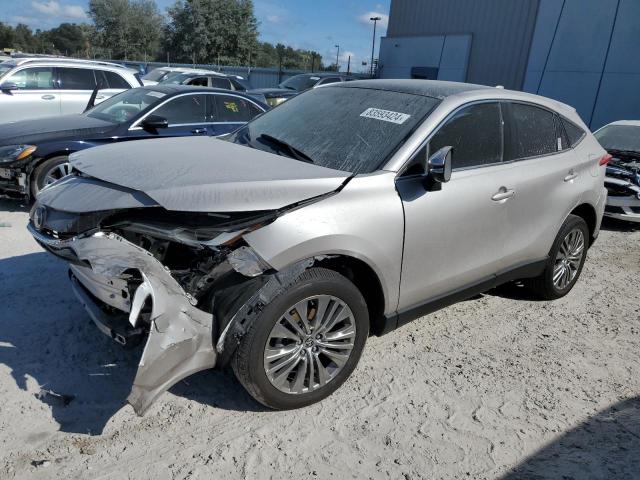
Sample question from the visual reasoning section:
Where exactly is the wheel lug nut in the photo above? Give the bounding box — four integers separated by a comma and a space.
315, 334, 322, 340
312, 346, 318, 352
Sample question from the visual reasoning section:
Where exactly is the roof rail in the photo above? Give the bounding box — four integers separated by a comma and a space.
12, 57, 129, 69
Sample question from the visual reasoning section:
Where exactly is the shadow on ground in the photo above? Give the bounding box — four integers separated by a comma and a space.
600, 216, 640, 232
501, 397, 640, 479
0, 251, 263, 436
0, 196, 30, 213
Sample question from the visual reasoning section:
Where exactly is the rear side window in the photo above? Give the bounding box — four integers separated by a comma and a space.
102, 70, 131, 89
562, 118, 586, 147
152, 94, 207, 125
187, 77, 208, 87
58, 67, 96, 90
428, 102, 503, 169
211, 77, 232, 89
4, 67, 54, 89
214, 95, 257, 122
504, 103, 557, 160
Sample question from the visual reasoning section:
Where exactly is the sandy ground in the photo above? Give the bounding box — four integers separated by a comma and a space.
0, 197, 639, 480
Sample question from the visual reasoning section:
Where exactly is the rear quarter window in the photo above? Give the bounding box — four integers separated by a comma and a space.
562, 118, 586, 147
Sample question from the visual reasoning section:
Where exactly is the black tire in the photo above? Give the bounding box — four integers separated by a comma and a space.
31, 155, 72, 197
527, 214, 590, 300
232, 267, 369, 410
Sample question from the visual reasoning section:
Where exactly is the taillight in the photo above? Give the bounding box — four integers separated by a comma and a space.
599, 154, 612, 166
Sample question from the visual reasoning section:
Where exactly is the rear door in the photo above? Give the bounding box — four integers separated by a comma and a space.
210, 94, 265, 136
0, 66, 59, 121
499, 101, 582, 267
57, 67, 98, 114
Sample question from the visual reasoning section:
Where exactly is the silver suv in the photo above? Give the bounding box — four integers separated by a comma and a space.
0, 58, 142, 122
28, 80, 608, 415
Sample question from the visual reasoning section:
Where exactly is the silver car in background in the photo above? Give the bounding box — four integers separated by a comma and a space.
0, 58, 142, 122
28, 80, 607, 415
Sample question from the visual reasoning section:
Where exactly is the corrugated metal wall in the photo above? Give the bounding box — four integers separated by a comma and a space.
386, 0, 540, 89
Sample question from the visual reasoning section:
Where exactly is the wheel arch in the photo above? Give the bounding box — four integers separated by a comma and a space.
569, 203, 597, 246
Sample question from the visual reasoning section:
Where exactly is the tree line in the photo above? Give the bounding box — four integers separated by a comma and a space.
0, 0, 327, 70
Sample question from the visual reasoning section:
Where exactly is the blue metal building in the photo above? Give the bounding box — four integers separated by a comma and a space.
379, 0, 640, 129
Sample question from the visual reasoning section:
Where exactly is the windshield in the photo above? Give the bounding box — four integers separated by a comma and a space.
279, 75, 320, 91
87, 88, 166, 123
160, 73, 191, 85
229, 86, 440, 173
595, 125, 640, 153
0, 62, 15, 79
142, 69, 172, 82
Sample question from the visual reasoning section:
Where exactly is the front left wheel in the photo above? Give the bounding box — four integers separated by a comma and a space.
31, 155, 73, 197
232, 267, 369, 410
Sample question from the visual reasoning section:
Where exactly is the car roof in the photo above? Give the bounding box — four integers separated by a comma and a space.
4, 57, 135, 72
602, 120, 640, 127
337, 79, 492, 99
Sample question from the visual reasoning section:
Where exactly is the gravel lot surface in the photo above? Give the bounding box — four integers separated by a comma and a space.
0, 198, 639, 480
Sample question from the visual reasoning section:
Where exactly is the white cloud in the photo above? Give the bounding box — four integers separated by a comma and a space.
31, 1, 87, 20
266, 14, 282, 24
357, 11, 389, 29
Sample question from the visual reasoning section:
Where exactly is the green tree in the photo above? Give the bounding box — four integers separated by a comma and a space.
39, 23, 90, 56
165, 0, 259, 64
12, 24, 37, 52
89, 0, 163, 60
0, 22, 14, 50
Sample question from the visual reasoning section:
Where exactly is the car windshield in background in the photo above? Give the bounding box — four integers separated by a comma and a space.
230, 86, 440, 174
87, 88, 166, 123
278, 75, 319, 91
595, 125, 640, 153
160, 73, 191, 85
142, 69, 171, 82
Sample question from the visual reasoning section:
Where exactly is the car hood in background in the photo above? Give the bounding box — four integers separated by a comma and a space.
0, 114, 117, 146
247, 88, 299, 98
70, 136, 351, 212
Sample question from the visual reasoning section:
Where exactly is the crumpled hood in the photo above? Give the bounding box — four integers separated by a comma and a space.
70, 136, 351, 212
0, 114, 116, 146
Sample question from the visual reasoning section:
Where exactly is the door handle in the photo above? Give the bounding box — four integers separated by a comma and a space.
491, 187, 515, 202
191, 128, 207, 135
41, 95, 55, 100
564, 170, 579, 182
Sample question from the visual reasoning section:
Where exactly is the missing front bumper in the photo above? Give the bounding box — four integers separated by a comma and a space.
28, 225, 217, 415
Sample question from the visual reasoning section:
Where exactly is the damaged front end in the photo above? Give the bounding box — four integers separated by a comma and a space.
604, 152, 640, 222
28, 198, 282, 415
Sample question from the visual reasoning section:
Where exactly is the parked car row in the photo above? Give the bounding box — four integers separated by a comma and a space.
22, 79, 609, 415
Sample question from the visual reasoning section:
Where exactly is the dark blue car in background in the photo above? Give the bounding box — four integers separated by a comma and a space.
0, 84, 267, 198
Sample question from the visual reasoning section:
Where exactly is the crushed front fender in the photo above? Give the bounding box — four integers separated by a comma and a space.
28, 225, 217, 415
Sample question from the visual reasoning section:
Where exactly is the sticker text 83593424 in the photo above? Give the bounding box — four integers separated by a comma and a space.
360, 108, 411, 125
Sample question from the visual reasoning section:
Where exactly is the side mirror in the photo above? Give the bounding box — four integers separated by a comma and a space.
0, 82, 18, 93
141, 115, 169, 131
425, 146, 453, 191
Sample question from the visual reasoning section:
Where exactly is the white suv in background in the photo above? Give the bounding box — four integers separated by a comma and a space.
0, 58, 142, 123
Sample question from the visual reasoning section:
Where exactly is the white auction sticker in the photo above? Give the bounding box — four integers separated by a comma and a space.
360, 107, 411, 125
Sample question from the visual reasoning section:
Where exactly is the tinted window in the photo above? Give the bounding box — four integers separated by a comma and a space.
4, 67, 54, 90
102, 70, 130, 89
214, 95, 257, 122
153, 94, 207, 125
563, 118, 586, 147
187, 76, 208, 87
279, 74, 319, 91
429, 103, 503, 169
211, 77, 232, 89
58, 67, 96, 90
229, 87, 440, 173
505, 103, 557, 160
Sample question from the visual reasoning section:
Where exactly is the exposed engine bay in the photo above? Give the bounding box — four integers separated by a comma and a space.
604, 150, 640, 221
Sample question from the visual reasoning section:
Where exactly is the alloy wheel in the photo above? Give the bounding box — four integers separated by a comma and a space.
553, 228, 585, 290
263, 295, 356, 394
43, 162, 73, 186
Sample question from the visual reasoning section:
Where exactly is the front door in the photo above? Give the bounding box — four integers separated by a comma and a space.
396, 102, 515, 314
0, 66, 60, 121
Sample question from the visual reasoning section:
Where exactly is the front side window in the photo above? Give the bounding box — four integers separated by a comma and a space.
58, 67, 96, 90
152, 94, 207, 125
230, 87, 440, 173
4, 67, 54, 90
504, 103, 557, 160
428, 102, 503, 169
187, 76, 208, 87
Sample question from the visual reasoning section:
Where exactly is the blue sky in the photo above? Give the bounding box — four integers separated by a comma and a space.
0, 0, 390, 71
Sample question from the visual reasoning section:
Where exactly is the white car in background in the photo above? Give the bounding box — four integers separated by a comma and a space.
141, 67, 206, 85
0, 58, 142, 123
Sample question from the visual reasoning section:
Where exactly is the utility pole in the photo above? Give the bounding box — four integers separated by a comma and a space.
347, 55, 351, 75
335, 44, 340, 72
370, 16, 381, 78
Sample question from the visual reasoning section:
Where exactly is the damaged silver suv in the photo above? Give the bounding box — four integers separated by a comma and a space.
28, 80, 608, 415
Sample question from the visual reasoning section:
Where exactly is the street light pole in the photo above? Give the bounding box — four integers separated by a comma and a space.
335, 44, 340, 72
370, 16, 381, 78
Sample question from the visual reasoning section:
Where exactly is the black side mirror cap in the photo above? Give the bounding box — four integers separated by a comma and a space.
424, 146, 453, 191
141, 115, 169, 131
0, 82, 18, 93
